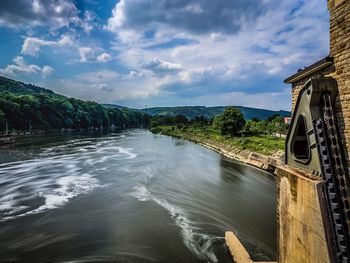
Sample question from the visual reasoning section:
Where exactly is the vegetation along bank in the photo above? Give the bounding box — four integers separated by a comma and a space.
150, 107, 287, 172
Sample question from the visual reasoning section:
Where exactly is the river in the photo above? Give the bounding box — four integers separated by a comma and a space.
0, 130, 277, 263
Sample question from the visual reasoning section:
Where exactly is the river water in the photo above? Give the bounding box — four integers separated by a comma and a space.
0, 130, 277, 263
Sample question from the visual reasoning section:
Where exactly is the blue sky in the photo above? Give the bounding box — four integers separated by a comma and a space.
0, 0, 329, 110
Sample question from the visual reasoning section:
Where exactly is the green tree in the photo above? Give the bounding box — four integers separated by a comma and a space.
243, 119, 267, 135
174, 114, 188, 125
216, 107, 245, 136
266, 115, 287, 136
213, 114, 223, 131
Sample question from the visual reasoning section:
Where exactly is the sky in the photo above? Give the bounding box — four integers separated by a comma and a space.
0, 0, 330, 110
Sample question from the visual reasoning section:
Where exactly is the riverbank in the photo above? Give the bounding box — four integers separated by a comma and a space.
151, 126, 285, 172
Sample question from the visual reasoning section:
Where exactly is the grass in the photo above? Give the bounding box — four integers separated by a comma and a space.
151, 125, 285, 156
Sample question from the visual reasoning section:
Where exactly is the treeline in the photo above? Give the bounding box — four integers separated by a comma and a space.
0, 92, 149, 133
151, 107, 289, 137
151, 114, 211, 128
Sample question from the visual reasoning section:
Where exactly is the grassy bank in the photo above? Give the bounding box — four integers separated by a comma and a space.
151, 125, 285, 156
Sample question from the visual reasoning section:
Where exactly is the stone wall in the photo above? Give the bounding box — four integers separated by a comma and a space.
291, 65, 334, 112
329, 0, 350, 166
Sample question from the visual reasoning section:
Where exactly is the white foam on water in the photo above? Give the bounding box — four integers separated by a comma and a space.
1, 173, 101, 222
87, 146, 137, 166
130, 184, 221, 262
0, 155, 102, 222
39, 174, 101, 210
117, 147, 137, 159
41, 139, 97, 155
0, 136, 137, 223
131, 184, 152, 202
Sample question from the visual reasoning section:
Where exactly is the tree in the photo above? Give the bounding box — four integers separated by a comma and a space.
266, 115, 287, 137
216, 107, 245, 136
174, 114, 188, 125
192, 115, 208, 127
213, 114, 223, 131
243, 119, 267, 135
266, 114, 281, 123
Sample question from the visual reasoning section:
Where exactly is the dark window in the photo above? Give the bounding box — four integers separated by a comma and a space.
292, 115, 309, 160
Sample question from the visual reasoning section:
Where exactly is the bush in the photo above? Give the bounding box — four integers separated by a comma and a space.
150, 127, 162, 134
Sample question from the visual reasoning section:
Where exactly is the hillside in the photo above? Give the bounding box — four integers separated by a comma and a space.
0, 76, 149, 132
139, 106, 290, 120
0, 76, 54, 95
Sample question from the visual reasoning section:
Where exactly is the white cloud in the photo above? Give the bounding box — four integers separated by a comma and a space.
21, 35, 74, 56
106, 0, 329, 110
0, 0, 80, 29
97, 52, 112, 62
106, 0, 264, 35
0, 56, 54, 78
106, 0, 126, 32
78, 47, 95, 62
145, 59, 182, 73
42, 65, 54, 78
32, 0, 42, 13
92, 83, 114, 92
21, 37, 56, 56
80, 11, 96, 33
79, 47, 112, 63
58, 35, 74, 46
0, 0, 329, 111
56, 69, 163, 103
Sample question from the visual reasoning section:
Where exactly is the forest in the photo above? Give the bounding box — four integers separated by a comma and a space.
0, 89, 149, 134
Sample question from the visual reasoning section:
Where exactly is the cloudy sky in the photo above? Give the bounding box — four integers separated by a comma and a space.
0, 0, 329, 110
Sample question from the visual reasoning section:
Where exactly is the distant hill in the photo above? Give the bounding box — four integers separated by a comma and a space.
102, 104, 130, 110
0, 76, 54, 95
137, 106, 290, 120
0, 75, 149, 132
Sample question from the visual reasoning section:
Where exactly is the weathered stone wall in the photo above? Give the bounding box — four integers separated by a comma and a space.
276, 166, 331, 263
329, 0, 350, 166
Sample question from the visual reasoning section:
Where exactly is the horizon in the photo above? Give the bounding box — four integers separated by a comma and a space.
0, 0, 329, 111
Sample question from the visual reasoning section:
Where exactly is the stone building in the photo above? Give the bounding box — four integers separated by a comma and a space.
285, 0, 350, 167
278, 1, 350, 262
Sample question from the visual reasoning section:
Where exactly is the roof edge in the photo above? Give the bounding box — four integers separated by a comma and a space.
284, 56, 333, 84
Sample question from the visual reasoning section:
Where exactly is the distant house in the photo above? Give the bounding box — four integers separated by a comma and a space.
283, 117, 291, 125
